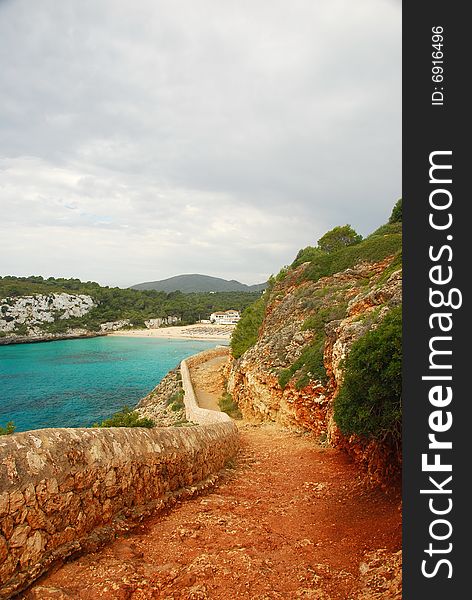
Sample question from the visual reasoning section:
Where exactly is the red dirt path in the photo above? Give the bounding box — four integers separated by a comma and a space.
25, 424, 401, 600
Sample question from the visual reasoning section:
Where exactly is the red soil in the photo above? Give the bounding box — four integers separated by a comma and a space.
24, 424, 401, 600
23, 354, 401, 599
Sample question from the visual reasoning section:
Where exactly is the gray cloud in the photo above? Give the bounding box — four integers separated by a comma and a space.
0, 0, 401, 287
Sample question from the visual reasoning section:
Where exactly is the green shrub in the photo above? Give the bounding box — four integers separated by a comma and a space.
166, 389, 185, 412
292, 246, 322, 268
231, 296, 267, 358
303, 231, 402, 284
370, 221, 402, 237
277, 368, 293, 390
278, 335, 327, 390
93, 405, 155, 428
166, 389, 184, 406
13, 323, 28, 336
333, 306, 402, 443
274, 266, 290, 282
389, 198, 402, 223
173, 419, 196, 427
301, 303, 347, 331
219, 393, 242, 419
0, 421, 15, 436
317, 225, 362, 254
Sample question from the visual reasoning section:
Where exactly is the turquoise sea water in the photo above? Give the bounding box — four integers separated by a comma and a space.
0, 336, 218, 432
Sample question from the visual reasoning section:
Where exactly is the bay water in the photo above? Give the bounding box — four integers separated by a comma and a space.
0, 336, 218, 432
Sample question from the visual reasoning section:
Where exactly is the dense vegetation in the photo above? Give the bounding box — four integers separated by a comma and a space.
93, 405, 155, 428
230, 295, 268, 358
293, 221, 401, 280
231, 207, 402, 362
0, 275, 262, 331
166, 389, 185, 412
389, 198, 402, 224
317, 224, 362, 254
278, 336, 327, 390
333, 306, 402, 445
278, 301, 348, 390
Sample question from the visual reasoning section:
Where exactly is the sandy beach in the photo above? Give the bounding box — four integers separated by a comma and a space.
108, 323, 235, 342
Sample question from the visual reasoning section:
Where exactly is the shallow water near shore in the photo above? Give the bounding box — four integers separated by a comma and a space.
0, 336, 219, 432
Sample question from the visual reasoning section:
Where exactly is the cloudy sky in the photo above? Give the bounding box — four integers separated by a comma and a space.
0, 0, 401, 288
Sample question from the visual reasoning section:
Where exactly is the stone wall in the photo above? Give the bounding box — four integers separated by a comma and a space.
184, 346, 229, 371
0, 420, 238, 598
181, 355, 232, 425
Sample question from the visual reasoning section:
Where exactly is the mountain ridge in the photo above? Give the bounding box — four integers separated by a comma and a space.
130, 274, 266, 293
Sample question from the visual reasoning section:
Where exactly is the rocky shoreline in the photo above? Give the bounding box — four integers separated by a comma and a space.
135, 347, 230, 427
0, 330, 106, 346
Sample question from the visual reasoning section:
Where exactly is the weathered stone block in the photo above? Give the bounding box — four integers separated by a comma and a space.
20, 530, 46, 567
0, 534, 8, 564
0, 553, 18, 586
9, 490, 24, 513
1, 516, 14, 540
0, 493, 9, 518
26, 507, 48, 530
9, 524, 31, 548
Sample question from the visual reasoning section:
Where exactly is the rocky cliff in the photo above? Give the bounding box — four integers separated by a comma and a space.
227, 252, 402, 485
0, 294, 100, 344
0, 294, 182, 344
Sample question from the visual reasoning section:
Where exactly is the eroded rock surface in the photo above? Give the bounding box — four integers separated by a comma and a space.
228, 258, 402, 485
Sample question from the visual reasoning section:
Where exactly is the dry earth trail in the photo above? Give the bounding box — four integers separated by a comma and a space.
24, 356, 401, 600
189, 355, 228, 412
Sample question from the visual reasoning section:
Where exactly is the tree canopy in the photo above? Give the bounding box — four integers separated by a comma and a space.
317, 225, 362, 254
389, 198, 402, 223
0, 275, 262, 331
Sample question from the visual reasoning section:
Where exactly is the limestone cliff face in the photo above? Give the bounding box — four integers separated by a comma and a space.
0, 293, 96, 340
0, 295, 183, 344
227, 256, 402, 483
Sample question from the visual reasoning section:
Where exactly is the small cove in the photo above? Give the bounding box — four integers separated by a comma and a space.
0, 336, 218, 432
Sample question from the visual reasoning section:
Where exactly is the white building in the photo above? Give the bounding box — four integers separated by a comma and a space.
209, 310, 241, 325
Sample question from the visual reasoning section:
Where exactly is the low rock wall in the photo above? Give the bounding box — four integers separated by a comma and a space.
180, 357, 232, 425
0, 376, 238, 598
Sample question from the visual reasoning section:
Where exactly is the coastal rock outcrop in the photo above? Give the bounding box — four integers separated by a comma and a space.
144, 316, 180, 329
0, 294, 96, 340
136, 368, 187, 426
99, 319, 131, 331
227, 257, 402, 485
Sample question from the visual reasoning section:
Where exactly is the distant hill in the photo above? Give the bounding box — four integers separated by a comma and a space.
130, 274, 267, 294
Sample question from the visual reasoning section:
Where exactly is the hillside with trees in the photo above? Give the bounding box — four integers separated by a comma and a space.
0, 276, 262, 339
